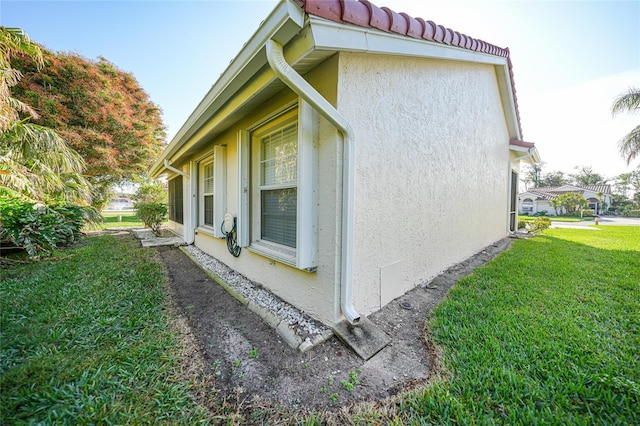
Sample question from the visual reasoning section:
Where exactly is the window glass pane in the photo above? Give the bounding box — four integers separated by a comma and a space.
203, 162, 214, 194
169, 176, 183, 224
204, 195, 214, 226
261, 123, 297, 186
261, 188, 297, 248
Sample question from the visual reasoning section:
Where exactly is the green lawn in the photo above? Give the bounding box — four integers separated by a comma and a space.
401, 226, 640, 424
0, 234, 210, 424
97, 211, 145, 228
1, 227, 638, 424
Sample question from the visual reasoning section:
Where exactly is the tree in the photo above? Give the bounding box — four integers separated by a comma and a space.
10, 47, 166, 207
540, 171, 569, 188
0, 27, 90, 203
522, 162, 544, 190
556, 192, 587, 215
550, 197, 562, 216
611, 87, 640, 165
570, 165, 606, 186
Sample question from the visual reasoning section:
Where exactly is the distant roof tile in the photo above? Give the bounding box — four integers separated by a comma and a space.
510, 139, 535, 149
301, 0, 523, 137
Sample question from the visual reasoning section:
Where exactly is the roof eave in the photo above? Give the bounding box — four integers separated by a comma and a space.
150, 0, 306, 178
308, 16, 522, 140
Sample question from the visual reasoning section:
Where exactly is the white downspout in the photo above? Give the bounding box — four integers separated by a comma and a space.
164, 159, 190, 178
265, 39, 361, 325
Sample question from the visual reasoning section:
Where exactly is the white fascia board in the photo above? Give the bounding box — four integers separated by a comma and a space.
308, 17, 521, 140
150, 0, 305, 177
308, 17, 506, 65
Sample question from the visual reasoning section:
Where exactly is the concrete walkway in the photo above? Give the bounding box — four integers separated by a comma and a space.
130, 228, 186, 247
550, 216, 640, 229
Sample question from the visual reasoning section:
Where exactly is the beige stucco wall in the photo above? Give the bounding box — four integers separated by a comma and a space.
191, 55, 344, 325
337, 52, 512, 315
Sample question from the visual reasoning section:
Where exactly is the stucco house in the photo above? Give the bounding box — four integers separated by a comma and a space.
519, 184, 612, 216
150, 0, 541, 332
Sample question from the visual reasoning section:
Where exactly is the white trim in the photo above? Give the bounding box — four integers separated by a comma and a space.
237, 130, 250, 247
213, 145, 227, 238
296, 100, 318, 270
309, 17, 506, 65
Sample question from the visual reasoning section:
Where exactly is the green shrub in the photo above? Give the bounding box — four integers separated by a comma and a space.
135, 202, 167, 233
582, 209, 596, 216
132, 182, 166, 204
533, 210, 548, 217
517, 220, 527, 230
622, 209, 640, 217
527, 216, 551, 234
0, 196, 98, 256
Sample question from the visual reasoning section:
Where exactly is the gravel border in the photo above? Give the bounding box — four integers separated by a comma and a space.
182, 245, 333, 352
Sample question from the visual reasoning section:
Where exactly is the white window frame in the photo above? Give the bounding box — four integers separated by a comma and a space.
199, 156, 215, 228
197, 146, 226, 238
238, 100, 317, 270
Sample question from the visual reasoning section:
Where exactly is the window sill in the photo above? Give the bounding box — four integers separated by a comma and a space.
195, 226, 222, 239
248, 240, 296, 267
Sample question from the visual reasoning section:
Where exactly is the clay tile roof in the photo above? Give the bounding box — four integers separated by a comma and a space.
583, 184, 612, 194
510, 139, 535, 149
299, 0, 524, 137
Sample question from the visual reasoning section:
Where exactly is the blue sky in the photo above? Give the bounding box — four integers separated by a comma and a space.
2, 0, 639, 179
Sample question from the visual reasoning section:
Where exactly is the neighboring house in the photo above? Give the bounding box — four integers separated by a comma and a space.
150, 0, 541, 329
519, 184, 612, 215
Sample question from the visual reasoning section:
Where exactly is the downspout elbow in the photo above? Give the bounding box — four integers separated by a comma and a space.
265, 39, 360, 325
164, 159, 190, 178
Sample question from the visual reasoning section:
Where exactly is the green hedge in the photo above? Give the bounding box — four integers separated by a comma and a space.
622, 209, 640, 217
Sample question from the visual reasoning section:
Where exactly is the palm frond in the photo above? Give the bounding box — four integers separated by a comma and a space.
618, 124, 640, 165
0, 26, 44, 70
611, 87, 640, 117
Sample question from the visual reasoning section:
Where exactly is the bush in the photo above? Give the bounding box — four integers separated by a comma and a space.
527, 216, 551, 234
582, 209, 596, 216
533, 211, 548, 217
132, 183, 166, 204
622, 209, 640, 217
517, 220, 527, 230
0, 196, 98, 257
135, 202, 167, 233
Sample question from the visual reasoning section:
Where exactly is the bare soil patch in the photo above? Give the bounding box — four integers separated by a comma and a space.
155, 237, 514, 412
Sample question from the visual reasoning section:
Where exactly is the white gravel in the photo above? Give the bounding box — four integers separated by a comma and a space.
183, 245, 331, 340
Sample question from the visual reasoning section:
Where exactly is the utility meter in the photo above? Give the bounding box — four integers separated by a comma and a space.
223, 213, 235, 234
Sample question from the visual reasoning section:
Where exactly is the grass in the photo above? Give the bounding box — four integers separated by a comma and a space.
400, 226, 640, 424
2, 226, 638, 424
519, 215, 594, 222
0, 234, 210, 424
97, 211, 145, 228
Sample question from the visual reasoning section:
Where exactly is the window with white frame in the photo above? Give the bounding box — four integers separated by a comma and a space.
197, 146, 226, 238
200, 158, 215, 227
239, 101, 317, 270
259, 122, 298, 248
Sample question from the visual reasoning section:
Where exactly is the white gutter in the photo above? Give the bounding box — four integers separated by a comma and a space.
265, 39, 361, 325
164, 159, 190, 178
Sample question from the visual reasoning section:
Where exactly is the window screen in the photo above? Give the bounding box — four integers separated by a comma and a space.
259, 122, 297, 247
168, 176, 183, 224
202, 161, 214, 227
